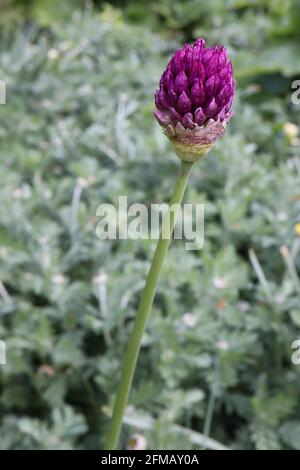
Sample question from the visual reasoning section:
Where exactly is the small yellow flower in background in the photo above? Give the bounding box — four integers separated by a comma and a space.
283, 122, 299, 145
294, 223, 300, 237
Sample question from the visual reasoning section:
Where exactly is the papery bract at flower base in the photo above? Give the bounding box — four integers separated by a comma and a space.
154, 38, 235, 162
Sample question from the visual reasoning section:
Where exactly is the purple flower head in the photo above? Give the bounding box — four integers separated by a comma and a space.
154, 38, 235, 161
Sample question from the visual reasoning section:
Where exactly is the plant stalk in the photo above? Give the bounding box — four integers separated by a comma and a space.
105, 160, 194, 449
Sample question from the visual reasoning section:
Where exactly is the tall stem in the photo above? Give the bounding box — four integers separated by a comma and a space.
105, 160, 194, 449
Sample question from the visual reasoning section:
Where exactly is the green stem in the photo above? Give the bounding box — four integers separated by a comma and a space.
105, 160, 194, 449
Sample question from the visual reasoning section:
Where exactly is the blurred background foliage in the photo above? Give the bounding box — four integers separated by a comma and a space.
0, 0, 300, 450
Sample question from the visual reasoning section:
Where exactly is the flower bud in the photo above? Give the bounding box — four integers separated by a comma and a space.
154, 38, 235, 162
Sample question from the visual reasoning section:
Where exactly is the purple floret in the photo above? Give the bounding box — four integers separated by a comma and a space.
154, 38, 235, 131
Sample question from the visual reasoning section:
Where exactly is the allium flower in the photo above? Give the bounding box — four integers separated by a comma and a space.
154, 38, 235, 161
106, 37, 236, 451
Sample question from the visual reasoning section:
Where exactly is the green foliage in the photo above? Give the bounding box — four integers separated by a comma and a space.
0, 0, 300, 450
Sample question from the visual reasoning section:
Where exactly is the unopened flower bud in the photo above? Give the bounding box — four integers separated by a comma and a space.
154, 38, 235, 162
